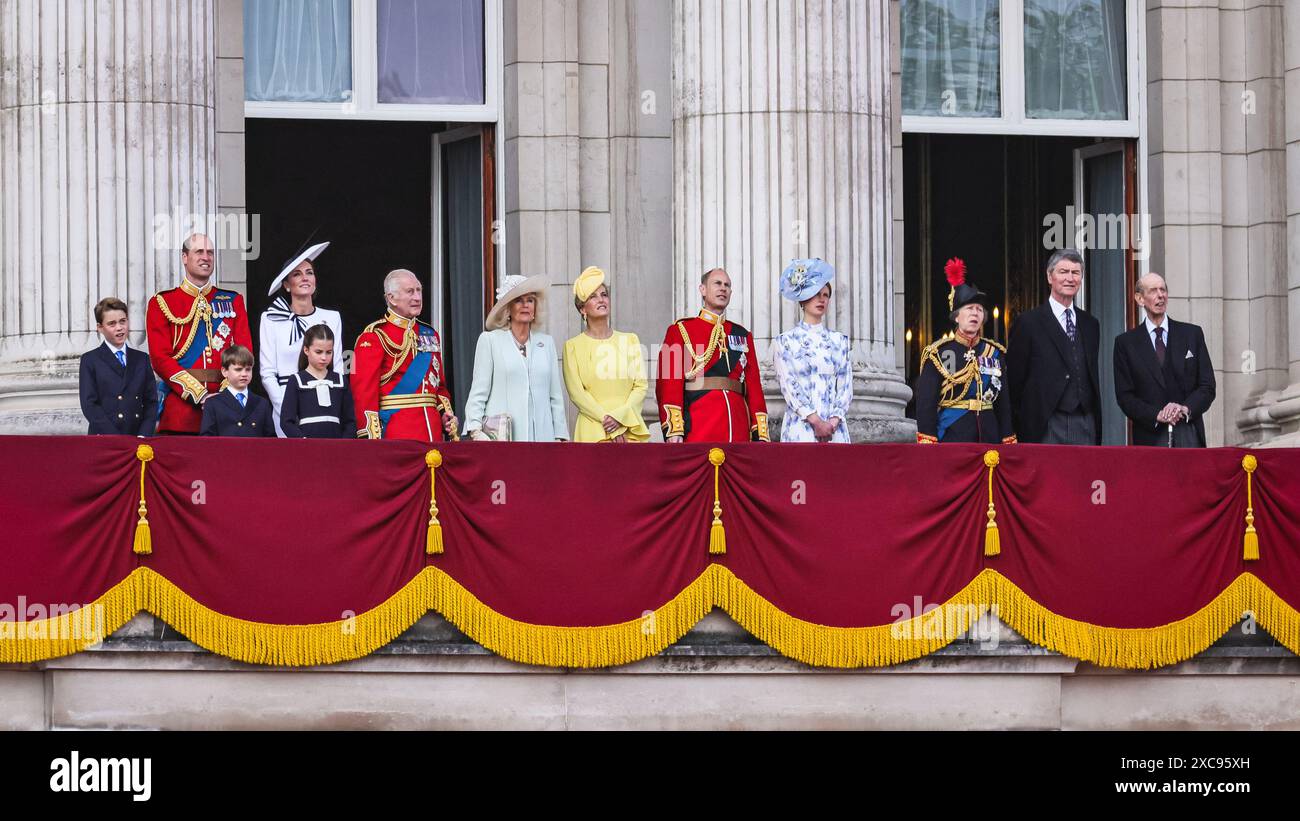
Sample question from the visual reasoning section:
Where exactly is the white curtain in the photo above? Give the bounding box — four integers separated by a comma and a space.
901, 0, 1001, 118
377, 0, 485, 105
245, 0, 352, 102
1024, 0, 1127, 120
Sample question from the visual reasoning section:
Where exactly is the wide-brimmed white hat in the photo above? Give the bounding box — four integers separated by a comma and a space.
485, 274, 549, 330
268, 241, 329, 296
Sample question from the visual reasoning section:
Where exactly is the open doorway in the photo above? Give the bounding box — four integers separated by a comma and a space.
246, 118, 494, 413
902, 133, 1137, 444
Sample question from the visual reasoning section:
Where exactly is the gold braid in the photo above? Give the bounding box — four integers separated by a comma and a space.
679, 319, 728, 380
923, 340, 982, 405
363, 319, 417, 384
155, 293, 212, 359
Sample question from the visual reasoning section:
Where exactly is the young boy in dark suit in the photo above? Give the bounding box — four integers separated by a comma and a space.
200, 345, 274, 437
79, 297, 159, 436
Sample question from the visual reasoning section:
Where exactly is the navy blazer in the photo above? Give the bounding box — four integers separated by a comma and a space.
200, 389, 274, 437
78, 342, 158, 436
1006, 301, 1103, 444
1113, 319, 1216, 446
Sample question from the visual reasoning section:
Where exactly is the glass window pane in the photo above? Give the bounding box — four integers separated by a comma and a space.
1024, 0, 1127, 120
377, 0, 485, 105
244, 0, 352, 102
901, 0, 1001, 118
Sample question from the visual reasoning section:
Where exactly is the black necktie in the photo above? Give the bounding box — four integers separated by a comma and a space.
1154, 326, 1166, 367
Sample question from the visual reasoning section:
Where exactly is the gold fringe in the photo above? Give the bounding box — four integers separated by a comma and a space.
134, 567, 434, 667
986, 571, 1257, 670
426, 565, 715, 668
1242, 454, 1259, 561
1245, 573, 1300, 657
6, 567, 1300, 669
0, 570, 144, 663
708, 448, 726, 555
983, 450, 1001, 557
133, 444, 154, 555
425, 449, 444, 555
715, 566, 995, 667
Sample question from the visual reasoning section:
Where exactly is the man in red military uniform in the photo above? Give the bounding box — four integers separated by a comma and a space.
657, 268, 770, 442
353, 269, 459, 442
146, 233, 254, 434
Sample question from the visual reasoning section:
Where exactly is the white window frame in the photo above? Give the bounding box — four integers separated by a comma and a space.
245, 0, 501, 123
902, 0, 1139, 138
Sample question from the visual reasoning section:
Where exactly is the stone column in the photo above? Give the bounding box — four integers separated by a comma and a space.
1236, 1, 1300, 445
672, 0, 912, 441
0, 0, 216, 433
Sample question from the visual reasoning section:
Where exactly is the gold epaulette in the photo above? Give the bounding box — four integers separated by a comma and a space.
919, 339, 946, 359
982, 338, 1006, 354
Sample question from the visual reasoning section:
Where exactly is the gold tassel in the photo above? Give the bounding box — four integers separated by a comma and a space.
1242, 454, 1259, 561
983, 449, 1001, 557
132, 444, 155, 555
708, 448, 727, 555
426, 449, 444, 555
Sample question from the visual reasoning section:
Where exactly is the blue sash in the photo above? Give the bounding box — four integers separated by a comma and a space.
937, 353, 1001, 441
378, 350, 433, 433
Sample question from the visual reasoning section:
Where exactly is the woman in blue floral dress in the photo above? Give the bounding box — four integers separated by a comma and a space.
772, 259, 852, 443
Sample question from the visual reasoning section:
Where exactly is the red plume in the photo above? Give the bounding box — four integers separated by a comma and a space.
944, 257, 967, 287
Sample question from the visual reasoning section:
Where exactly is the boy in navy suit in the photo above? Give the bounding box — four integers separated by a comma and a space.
200, 345, 274, 437
79, 297, 158, 436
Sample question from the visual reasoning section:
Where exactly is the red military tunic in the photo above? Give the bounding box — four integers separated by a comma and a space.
656, 308, 770, 442
146, 278, 253, 434
352, 311, 455, 442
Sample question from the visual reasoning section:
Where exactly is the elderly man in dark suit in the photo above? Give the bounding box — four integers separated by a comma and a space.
1113, 272, 1215, 447
79, 297, 159, 436
1006, 249, 1102, 445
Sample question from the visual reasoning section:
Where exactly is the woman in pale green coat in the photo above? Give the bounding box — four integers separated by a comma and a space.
463, 275, 569, 442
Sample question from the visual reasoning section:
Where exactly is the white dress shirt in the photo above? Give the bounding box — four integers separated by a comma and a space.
1144, 315, 1170, 351
1048, 295, 1076, 335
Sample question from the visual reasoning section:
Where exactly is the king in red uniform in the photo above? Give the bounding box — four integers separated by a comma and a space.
657, 268, 770, 442
146, 233, 254, 434
353, 269, 459, 442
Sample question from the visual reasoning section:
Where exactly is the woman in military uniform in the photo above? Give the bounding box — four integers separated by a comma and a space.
915, 258, 1016, 445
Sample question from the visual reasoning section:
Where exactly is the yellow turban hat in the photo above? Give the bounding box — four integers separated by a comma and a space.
574, 266, 606, 303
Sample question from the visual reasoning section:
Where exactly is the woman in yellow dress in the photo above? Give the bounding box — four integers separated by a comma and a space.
563, 267, 650, 442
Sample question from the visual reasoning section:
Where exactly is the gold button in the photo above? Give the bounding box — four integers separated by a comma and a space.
237, 422, 243, 426
117, 413, 124, 418
117, 395, 123, 400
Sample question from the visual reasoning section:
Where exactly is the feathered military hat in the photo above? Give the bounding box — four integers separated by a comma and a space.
944, 257, 988, 319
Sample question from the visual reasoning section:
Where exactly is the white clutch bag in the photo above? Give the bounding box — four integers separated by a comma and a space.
480, 413, 513, 441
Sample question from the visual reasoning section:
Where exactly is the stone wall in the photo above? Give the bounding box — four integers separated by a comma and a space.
3, 611, 1296, 730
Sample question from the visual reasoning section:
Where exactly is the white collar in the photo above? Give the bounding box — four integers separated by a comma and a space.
104, 339, 128, 356
226, 385, 248, 400
1048, 295, 1075, 319
1143, 315, 1170, 335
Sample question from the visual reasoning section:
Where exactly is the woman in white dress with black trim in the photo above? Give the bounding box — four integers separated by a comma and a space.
258, 238, 343, 436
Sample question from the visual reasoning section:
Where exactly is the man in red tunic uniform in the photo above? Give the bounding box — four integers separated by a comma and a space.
146, 233, 254, 434
352, 269, 458, 442
657, 268, 770, 442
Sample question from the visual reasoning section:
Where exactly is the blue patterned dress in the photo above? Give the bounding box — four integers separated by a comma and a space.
772, 321, 853, 443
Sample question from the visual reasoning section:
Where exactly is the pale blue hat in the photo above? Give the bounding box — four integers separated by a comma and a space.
779, 258, 835, 302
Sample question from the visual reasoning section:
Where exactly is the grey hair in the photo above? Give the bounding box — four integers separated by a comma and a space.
384, 269, 419, 296
1045, 248, 1083, 275
1135, 271, 1167, 295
